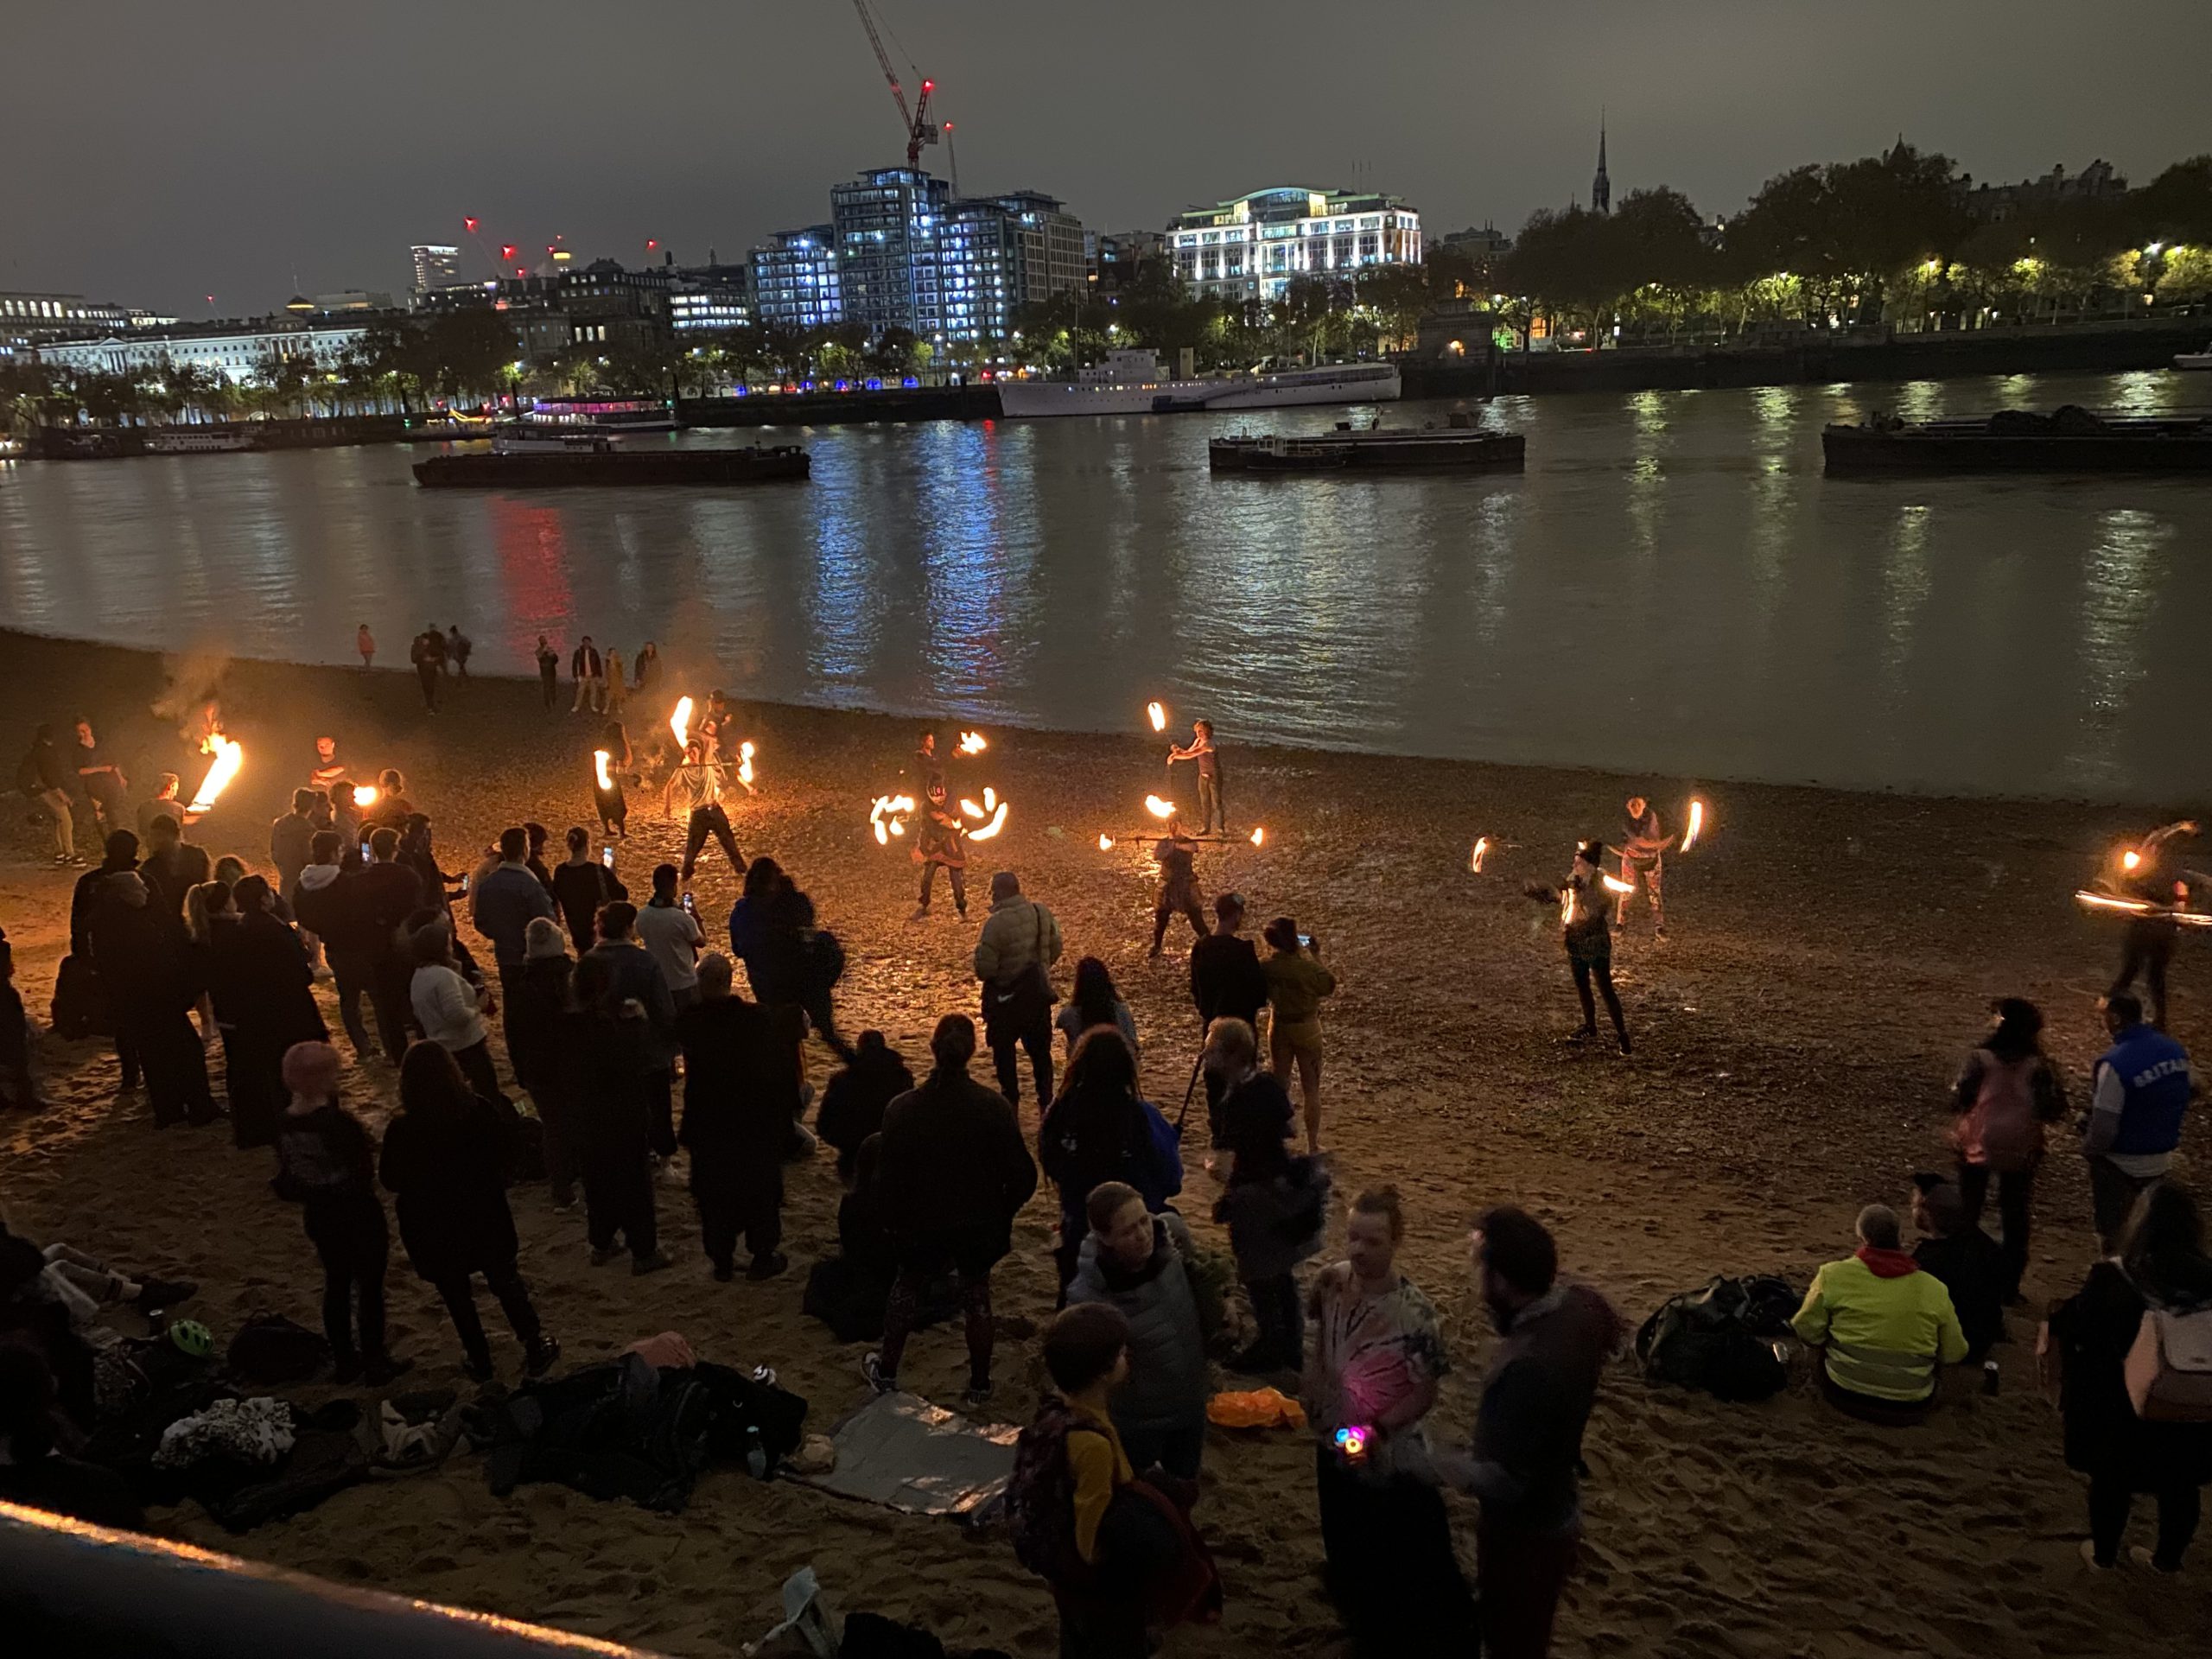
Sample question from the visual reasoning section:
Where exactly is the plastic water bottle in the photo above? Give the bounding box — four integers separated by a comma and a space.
746, 1427, 768, 1479
1982, 1359, 2001, 1396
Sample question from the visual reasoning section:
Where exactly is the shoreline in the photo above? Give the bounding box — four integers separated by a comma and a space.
6, 625, 2197, 816
5, 627, 2209, 1655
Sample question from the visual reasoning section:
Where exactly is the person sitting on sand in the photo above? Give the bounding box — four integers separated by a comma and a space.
1791, 1203, 1967, 1421
1910, 1176, 2006, 1365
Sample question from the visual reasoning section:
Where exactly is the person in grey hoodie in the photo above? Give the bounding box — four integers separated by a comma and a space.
1065, 1180, 1210, 1480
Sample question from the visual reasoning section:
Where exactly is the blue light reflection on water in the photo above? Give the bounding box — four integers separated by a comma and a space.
3, 370, 2209, 802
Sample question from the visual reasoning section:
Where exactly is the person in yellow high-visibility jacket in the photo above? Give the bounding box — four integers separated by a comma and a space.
1792, 1203, 1967, 1419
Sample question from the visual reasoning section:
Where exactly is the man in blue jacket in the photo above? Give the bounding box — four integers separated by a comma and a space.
2083, 993, 2193, 1251
471, 826, 556, 1060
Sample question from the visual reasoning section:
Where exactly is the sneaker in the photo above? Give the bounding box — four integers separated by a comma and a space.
462, 1355, 496, 1383
1617, 1032, 1633, 1056
54, 853, 73, 867
589, 1246, 622, 1267
861, 1352, 896, 1395
712, 1261, 736, 1283
1562, 1027, 1596, 1046
524, 1337, 562, 1379
961, 1383, 994, 1414
2129, 1547, 2181, 1574
551, 1190, 578, 1214
133, 1278, 199, 1310
363, 1355, 415, 1387
2079, 1539, 2117, 1571
908, 906, 929, 923
631, 1249, 676, 1275
746, 1251, 790, 1281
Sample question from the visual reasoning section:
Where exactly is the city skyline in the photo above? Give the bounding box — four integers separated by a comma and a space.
4, 0, 2209, 315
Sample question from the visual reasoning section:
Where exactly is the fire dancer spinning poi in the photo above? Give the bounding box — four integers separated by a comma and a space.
2101, 819, 2202, 1029
910, 779, 969, 921
1527, 841, 1631, 1055
1616, 796, 1675, 938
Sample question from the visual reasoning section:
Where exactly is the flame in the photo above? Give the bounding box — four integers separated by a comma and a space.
593, 749, 613, 791
1561, 887, 1578, 927
1098, 834, 1115, 851
669, 696, 694, 750
1249, 826, 1265, 847
2122, 849, 2142, 872
969, 800, 1010, 841
1602, 874, 1636, 894
1147, 701, 1166, 733
1145, 795, 1175, 819
1681, 798, 1706, 853
957, 730, 987, 755
186, 732, 242, 813
1470, 836, 1489, 873
869, 793, 917, 847
959, 797, 984, 819
352, 785, 378, 809
736, 741, 755, 789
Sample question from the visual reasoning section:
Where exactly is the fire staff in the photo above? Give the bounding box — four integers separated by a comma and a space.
2107, 820, 2202, 1030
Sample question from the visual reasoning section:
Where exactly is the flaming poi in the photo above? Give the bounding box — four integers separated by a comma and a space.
1097, 833, 1115, 851
1249, 826, 1266, 847
870, 793, 917, 846
2122, 849, 2143, 873
593, 749, 614, 791
957, 730, 988, 755
962, 785, 1010, 841
1601, 873, 1637, 895
187, 731, 243, 814
669, 696, 695, 750
352, 784, 379, 810
1147, 701, 1167, 734
1144, 795, 1176, 820
1470, 836, 1490, 873
1681, 798, 1707, 853
735, 741, 756, 790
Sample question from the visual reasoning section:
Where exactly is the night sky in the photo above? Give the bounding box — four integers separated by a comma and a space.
7, 0, 2209, 316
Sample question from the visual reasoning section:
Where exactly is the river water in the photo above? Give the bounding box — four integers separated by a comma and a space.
4, 369, 2209, 802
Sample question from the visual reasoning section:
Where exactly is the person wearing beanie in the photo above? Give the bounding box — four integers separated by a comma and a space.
271, 1041, 410, 1385
1526, 841, 1630, 1056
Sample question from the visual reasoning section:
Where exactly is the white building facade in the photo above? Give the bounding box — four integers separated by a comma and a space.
1169, 187, 1422, 302
35, 318, 372, 385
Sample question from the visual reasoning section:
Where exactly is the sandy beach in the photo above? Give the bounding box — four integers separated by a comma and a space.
3, 626, 2206, 1658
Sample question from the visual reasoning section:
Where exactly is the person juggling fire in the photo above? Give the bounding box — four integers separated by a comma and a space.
1150, 817, 1207, 957
1616, 796, 1675, 938
1166, 720, 1225, 837
663, 741, 744, 883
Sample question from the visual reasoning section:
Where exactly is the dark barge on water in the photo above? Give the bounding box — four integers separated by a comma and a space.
412, 433, 810, 488
1823, 405, 2212, 474
1210, 412, 1523, 475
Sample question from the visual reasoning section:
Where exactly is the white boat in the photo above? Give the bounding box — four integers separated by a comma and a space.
995, 349, 1401, 417
143, 427, 252, 453
2177, 345, 2212, 370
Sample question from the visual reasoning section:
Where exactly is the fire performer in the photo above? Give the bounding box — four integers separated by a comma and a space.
1616, 796, 1674, 938
593, 725, 631, 841
1149, 817, 1207, 957
663, 741, 744, 883
911, 779, 969, 921
1527, 842, 1630, 1055
1166, 719, 1225, 836
2105, 820, 2202, 1030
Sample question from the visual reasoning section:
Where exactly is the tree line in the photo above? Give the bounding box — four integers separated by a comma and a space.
1495, 146, 2212, 345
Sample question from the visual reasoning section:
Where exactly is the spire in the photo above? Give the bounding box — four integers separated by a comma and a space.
1592, 113, 1611, 216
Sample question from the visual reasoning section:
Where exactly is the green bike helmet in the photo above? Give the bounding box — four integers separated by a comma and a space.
168, 1319, 214, 1358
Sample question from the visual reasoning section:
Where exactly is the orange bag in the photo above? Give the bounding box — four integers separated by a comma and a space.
1205, 1387, 1307, 1430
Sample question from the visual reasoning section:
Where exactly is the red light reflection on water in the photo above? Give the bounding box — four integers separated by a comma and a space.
489, 498, 575, 660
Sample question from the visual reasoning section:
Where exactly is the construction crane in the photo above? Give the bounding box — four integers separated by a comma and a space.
850, 0, 938, 170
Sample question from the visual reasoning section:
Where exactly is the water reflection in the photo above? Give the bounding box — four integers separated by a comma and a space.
3, 370, 2209, 801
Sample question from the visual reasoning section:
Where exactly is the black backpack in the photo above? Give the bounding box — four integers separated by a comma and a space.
1636, 1274, 1801, 1402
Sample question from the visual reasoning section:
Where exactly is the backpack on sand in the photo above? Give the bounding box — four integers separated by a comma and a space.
1007, 1398, 1103, 1589
2126, 1305, 2212, 1422
1636, 1274, 1800, 1402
